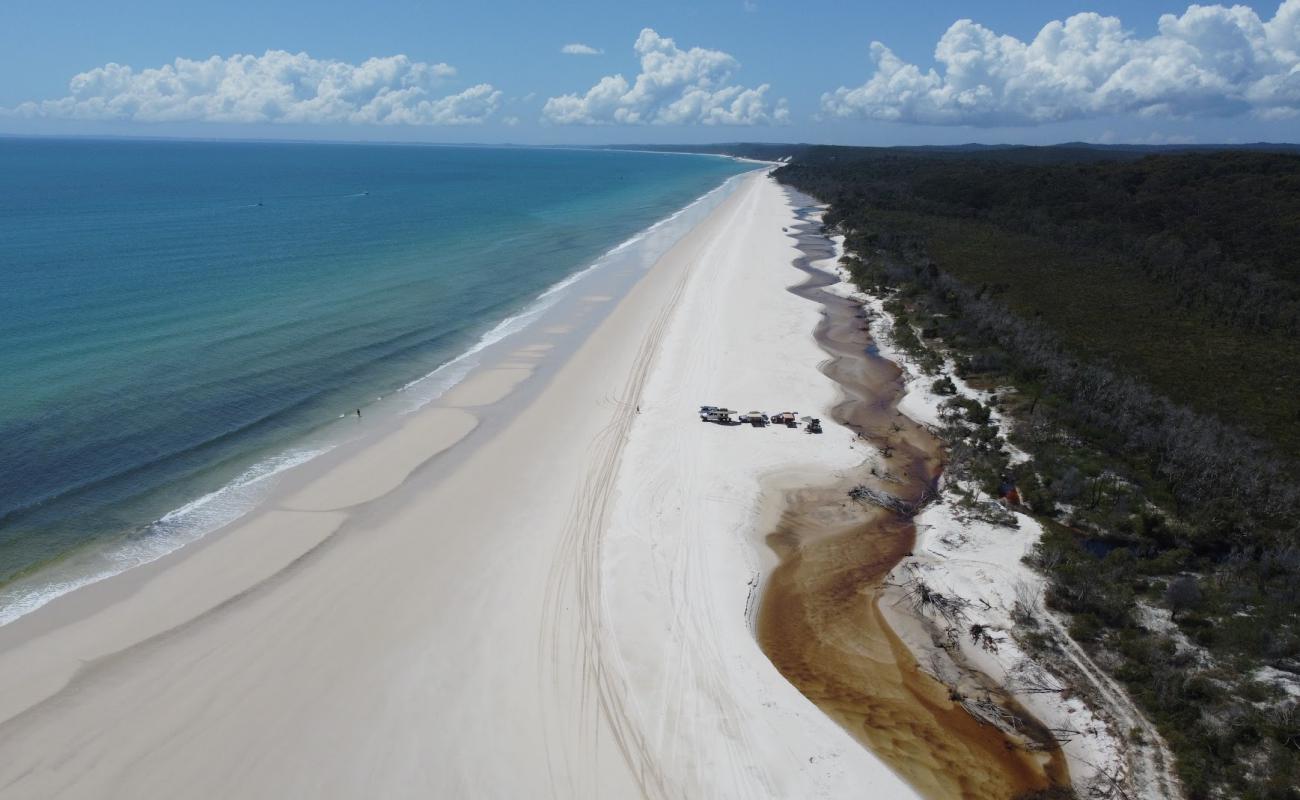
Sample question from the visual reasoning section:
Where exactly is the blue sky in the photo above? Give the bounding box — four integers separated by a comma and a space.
3, 0, 1299, 145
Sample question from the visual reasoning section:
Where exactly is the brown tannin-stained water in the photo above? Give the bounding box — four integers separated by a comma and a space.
756, 193, 1070, 799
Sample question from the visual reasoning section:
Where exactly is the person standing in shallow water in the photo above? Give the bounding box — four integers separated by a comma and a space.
355, 408, 361, 418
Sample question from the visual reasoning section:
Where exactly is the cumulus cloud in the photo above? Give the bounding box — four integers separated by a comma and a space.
1094, 129, 1197, 145
561, 43, 603, 55
543, 28, 786, 125
821, 0, 1300, 125
5, 50, 502, 126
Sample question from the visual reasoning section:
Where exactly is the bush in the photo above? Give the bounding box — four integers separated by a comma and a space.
1068, 612, 1104, 642
932, 376, 958, 395
1165, 575, 1203, 619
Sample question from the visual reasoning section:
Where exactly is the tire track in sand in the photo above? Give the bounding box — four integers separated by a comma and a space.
536, 202, 700, 800
537, 175, 779, 800
612, 182, 779, 800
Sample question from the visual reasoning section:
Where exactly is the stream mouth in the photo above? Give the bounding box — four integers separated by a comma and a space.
755, 193, 1070, 798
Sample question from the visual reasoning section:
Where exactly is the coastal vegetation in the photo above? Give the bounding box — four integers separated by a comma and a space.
772, 147, 1300, 800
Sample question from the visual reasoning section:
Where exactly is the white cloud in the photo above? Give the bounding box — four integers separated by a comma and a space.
5, 50, 501, 126
1093, 129, 1197, 145
561, 43, 603, 56
821, 0, 1300, 126
543, 28, 786, 125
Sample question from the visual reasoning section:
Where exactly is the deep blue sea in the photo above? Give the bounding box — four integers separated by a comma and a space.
0, 138, 748, 620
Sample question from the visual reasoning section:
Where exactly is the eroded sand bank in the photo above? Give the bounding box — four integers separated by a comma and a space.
755, 202, 1069, 798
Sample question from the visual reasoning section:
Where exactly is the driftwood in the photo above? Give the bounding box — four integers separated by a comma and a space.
849, 485, 913, 514
1078, 758, 1135, 800
848, 484, 935, 516
961, 695, 1024, 732
1006, 658, 1067, 695
958, 694, 1080, 748
900, 577, 970, 626
968, 623, 1002, 653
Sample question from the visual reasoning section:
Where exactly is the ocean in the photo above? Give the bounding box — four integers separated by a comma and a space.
0, 137, 750, 622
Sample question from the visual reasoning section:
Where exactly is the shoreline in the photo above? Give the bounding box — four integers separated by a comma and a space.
0, 169, 747, 631
0, 169, 905, 798
0, 166, 1089, 798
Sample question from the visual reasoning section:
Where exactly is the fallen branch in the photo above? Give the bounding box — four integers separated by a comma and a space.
849, 484, 911, 513
900, 577, 970, 626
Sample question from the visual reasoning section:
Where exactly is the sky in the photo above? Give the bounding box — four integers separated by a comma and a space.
2, 0, 1300, 145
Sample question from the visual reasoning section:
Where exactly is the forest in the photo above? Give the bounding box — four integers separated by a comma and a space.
771, 146, 1300, 799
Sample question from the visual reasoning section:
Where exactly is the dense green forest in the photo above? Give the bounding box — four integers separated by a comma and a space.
769, 147, 1300, 799
778, 148, 1300, 458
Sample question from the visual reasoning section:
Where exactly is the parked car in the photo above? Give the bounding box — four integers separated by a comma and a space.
700, 406, 734, 423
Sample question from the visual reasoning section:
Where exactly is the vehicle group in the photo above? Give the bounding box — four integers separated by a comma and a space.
698, 406, 822, 433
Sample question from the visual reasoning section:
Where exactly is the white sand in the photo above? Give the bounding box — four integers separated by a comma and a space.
0, 172, 914, 799
600, 176, 919, 797
826, 262, 1180, 798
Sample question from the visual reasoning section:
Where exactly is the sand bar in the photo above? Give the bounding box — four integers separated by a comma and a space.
439, 366, 533, 408
283, 407, 479, 510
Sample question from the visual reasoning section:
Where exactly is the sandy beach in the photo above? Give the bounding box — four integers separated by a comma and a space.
0, 171, 919, 798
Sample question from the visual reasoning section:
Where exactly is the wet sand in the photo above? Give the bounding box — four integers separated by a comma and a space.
756, 197, 1070, 798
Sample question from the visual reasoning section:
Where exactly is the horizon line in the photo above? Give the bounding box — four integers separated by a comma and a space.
3, 131, 1300, 151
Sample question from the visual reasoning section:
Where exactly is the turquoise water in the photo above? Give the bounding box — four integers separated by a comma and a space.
0, 138, 748, 614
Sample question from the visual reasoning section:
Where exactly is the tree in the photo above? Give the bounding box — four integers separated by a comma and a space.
1165, 576, 1202, 621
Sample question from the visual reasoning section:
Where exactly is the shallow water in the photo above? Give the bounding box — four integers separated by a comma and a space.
756, 195, 1070, 798
0, 139, 748, 620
